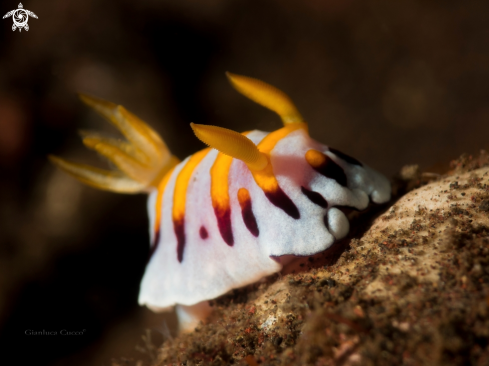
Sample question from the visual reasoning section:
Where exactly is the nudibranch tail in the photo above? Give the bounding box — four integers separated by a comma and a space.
226, 72, 306, 127
50, 95, 179, 193
190, 123, 268, 171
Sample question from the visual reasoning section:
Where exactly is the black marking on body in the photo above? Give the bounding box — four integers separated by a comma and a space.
329, 148, 363, 167
173, 218, 186, 262
214, 207, 234, 246
239, 196, 259, 237
300, 186, 328, 208
311, 154, 348, 187
199, 225, 208, 240
265, 187, 300, 219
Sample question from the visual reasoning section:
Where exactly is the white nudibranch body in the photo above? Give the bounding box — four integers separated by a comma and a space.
50, 73, 391, 331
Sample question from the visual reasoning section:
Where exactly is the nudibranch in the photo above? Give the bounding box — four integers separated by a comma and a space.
50, 73, 391, 331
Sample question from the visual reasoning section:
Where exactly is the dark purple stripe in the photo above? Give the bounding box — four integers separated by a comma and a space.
311, 153, 348, 187
199, 225, 208, 240
301, 186, 328, 208
265, 187, 300, 219
148, 229, 160, 260
240, 197, 259, 237
329, 147, 363, 167
173, 218, 186, 262
214, 207, 234, 246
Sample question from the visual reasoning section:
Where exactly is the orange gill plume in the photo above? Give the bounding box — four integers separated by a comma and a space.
49, 95, 179, 193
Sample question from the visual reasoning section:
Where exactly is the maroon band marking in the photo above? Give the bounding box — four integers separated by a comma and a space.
173, 218, 186, 262
199, 225, 209, 240
265, 187, 300, 219
301, 186, 328, 208
329, 148, 363, 167
214, 207, 234, 246
311, 154, 348, 187
239, 196, 259, 237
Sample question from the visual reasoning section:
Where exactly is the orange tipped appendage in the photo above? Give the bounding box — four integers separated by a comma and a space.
226, 72, 306, 127
190, 123, 268, 171
50, 95, 179, 194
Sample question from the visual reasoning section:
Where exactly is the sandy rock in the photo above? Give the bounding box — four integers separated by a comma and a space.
132, 156, 489, 366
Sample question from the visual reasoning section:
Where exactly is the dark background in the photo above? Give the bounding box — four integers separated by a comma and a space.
1, 0, 489, 364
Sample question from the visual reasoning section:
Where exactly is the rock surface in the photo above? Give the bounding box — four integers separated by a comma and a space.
124, 153, 489, 366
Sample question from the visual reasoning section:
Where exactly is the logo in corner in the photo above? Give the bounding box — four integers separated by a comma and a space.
3, 3, 37, 32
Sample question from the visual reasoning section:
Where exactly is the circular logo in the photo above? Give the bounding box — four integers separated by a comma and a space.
12, 9, 28, 28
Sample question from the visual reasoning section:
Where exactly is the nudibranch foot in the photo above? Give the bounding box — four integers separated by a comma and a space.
175, 301, 213, 333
